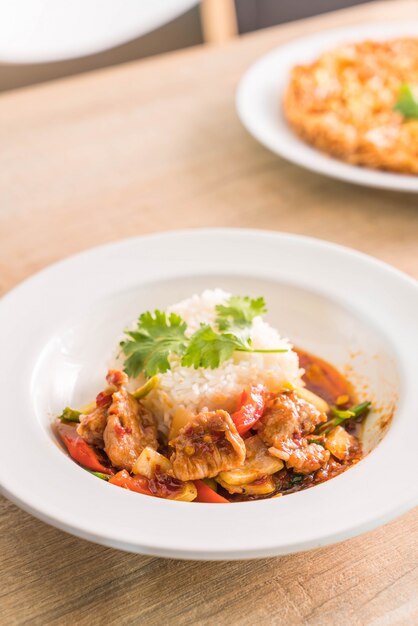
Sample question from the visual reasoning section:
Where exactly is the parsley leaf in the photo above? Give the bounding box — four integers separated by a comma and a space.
216, 296, 267, 332
182, 322, 287, 370
120, 295, 288, 376
181, 325, 247, 369
394, 84, 418, 119
121, 311, 188, 377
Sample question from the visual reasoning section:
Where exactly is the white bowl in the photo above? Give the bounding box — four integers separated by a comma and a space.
0, 229, 417, 559
236, 22, 418, 193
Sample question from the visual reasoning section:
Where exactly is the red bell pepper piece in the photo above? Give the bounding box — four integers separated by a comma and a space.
194, 480, 229, 503
56, 421, 114, 475
109, 470, 153, 496
231, 384, 266, 435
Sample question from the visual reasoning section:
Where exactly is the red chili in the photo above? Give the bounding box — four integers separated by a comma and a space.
56, 421, 114, 475
194, 480, 229, 503
109, 470, 153, 496
96, 391, 112, 408
149, 472, 184, 498
231, 384, 266, 435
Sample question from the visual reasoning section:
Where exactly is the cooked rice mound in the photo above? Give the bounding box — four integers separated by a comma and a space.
139, 289, 302, 432
283, 38, 418, 174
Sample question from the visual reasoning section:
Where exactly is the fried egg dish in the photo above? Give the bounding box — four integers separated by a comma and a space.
284, 38, 418, 175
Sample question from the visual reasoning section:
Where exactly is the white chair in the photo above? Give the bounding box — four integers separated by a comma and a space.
0, 0, 238, 64
0, 0, 201, 63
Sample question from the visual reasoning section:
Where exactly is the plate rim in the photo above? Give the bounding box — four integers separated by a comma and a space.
236, 21, 418, 193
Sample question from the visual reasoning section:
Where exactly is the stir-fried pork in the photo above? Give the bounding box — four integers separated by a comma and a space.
77, 405, 108, 447
77, 369, 129, 447
256, 391, 326, 446
104, 389, 158, 472
269, 439, 330, 474
255, 391, 329, 474
106, 369, 129, 389
170, 410, 246, 481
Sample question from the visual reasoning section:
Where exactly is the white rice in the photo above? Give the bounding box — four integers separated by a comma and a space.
134, 289, 303, 433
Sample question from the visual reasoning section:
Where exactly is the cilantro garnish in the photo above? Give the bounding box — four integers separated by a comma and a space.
121, 311, 188, 377
394, 84, 418, 119
121, 296, 288, 377
216, 296, 267, 332
181, 325, 248, 369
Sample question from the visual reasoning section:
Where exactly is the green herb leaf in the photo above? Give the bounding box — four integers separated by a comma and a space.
394, 84, 418, 119
318, 401, 371, 435
121, 296, 287, 376
182, 325, 246, 369
216, 295, 267, 333
58, 407, 81, 422
121, 311, 188, 377
181, 319, 287, 370
215, 295, 288, 356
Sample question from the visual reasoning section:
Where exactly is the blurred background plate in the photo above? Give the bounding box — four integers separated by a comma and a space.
236, 21, 418, 193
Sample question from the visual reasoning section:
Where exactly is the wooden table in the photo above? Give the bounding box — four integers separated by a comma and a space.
1, 1, 417, 624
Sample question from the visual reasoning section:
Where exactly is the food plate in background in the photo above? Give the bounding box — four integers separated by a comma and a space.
236, 22, 418, 192
0, 229, 417, 559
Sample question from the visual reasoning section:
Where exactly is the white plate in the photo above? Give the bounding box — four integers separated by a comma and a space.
236, 22, 418, 193
0, 229, 417, 560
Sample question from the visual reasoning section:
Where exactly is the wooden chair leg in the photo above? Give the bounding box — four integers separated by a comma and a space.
200, 0, 238, 44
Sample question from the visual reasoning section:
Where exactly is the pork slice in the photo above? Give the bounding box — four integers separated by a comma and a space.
104, 389, 158, 472
106, 369, 129, 389
269, 438, 330, 474
170, 410, 246, 481
256, 391, 326, 446
77, 369, 129, 447
77, 405, 108, 447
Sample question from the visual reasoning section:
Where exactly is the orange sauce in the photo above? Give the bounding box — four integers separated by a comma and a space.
295, 348, 356, 406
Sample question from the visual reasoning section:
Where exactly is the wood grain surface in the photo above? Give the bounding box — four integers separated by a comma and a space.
1, 1, 417, 624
